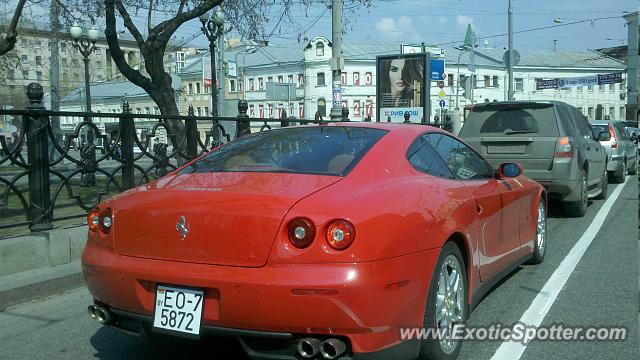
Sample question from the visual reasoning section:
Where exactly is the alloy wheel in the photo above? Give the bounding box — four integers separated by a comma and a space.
436, 255, 465, 354
536, 201, 546, 256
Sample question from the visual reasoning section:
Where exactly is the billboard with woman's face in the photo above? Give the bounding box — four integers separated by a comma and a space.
377, 54, 429, 123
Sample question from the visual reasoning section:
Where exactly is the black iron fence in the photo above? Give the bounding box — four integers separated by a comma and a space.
0, 82, 332, 234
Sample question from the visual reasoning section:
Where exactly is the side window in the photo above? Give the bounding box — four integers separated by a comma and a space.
572, 109, 594, 139
406, 136, 454, 179
616, 123, 629, 141
424, 133, 495, 180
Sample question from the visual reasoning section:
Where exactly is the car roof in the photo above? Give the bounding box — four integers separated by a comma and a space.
310, 122, 451, 136
465, 100, 566, 111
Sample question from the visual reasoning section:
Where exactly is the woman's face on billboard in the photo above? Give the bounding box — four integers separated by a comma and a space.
389, 59, 406, 95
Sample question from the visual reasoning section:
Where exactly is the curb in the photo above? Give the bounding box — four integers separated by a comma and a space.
0, 260, 85, 311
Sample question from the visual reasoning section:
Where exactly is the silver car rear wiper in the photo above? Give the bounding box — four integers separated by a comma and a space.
504, 130, 537, 135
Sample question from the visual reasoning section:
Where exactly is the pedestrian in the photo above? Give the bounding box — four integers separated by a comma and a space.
314, 110, 323, 121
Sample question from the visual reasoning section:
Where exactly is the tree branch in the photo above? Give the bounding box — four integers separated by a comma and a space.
147, 0, 154, 34
177, 0, 187, 15
0, 0, 27, 56
105, 0, 151, 90
115, 0, 145, 49
152, 0, 221, 44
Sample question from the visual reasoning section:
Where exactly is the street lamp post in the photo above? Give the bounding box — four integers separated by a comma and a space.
69, 23, 99, 112
199, 8, 225, 118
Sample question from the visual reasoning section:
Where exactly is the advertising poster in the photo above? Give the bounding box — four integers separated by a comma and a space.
377, 53, 430, 123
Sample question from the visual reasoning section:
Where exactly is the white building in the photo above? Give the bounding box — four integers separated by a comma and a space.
219, 36, 626, 122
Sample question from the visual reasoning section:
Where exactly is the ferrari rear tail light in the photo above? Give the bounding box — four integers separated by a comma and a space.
326, 220, 356, 250
287, 218, 316, 249
609, 124, 617, 148
88, 209, 100, 232
554, 136, 574, 158
98, 209, 113, 233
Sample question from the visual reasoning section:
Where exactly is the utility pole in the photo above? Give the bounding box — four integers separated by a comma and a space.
507, 0, 514, 101
624, 11, 639, 122
49, 0, 61, 161
217, 25, 225, 116
329, 0, 344, 121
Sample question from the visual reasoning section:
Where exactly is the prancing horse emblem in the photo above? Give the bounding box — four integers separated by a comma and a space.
176, 216, 189, 241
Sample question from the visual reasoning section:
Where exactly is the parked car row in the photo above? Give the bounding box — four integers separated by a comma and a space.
458, 100, 627, 217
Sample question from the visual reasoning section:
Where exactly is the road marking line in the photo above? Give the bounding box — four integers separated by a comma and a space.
490, 177, 629, 360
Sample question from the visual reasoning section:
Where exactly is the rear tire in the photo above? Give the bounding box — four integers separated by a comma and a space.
564, 169, 588, 217
612, 160, 626, 183
419, 242, 468, 360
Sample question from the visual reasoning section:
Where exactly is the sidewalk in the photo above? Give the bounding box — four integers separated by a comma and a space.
0, 225, 87, 310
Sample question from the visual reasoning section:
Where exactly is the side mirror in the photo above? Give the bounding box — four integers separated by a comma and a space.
597, 131, 611, 142
497, 162, 523, 178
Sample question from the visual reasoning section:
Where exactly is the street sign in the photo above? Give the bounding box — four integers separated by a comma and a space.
439, 100, 446, 108
401, 44, 423, 54
424, 46, 445, 58
430, 59, 445, 81
438, 89, 446, 98
503, 49, 521, 67
438, 81, 445, 89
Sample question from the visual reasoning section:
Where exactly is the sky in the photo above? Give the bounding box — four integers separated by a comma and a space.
175, 0, 637, 52
6, 0, 637, 52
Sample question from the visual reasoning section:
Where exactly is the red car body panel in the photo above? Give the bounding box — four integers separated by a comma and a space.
82, 123, 544, 358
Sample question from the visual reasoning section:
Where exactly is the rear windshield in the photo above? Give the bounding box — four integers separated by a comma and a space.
590, 125, 609, 138
460, 106, 559, 137
179, 126, 388, 176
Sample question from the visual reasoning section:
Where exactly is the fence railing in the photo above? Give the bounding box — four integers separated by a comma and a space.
0, 82, 334, 234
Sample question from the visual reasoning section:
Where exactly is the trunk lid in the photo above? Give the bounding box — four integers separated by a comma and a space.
112, 172, 341, 267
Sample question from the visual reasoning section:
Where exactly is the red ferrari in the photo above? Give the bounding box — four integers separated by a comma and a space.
82, 123, 546, 360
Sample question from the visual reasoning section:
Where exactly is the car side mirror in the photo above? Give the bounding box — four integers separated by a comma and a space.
497, 162, 523, 178
597, 131, 611, 142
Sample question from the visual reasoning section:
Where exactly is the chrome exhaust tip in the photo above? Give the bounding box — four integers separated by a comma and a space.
320, 338, 347, 359
87, 305, 97, 320
297, 338, 321, 358
95, 306, 112, 324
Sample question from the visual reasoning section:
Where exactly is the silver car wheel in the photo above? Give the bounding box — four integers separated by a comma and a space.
436, 255, 465, 354
536, 201, 546, 256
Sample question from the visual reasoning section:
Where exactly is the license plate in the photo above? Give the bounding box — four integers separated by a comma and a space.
153, 285, 204, 336
487, 145, 526, 154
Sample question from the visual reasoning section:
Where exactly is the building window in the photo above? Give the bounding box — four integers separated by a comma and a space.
229, 79, 236, 92
365, 72, 373, 86
316, 42, 324, 56
588, 85, 594, 92
154, 107, 160, 115
20, 38, 27, 47
196, 82, 201, 94
34, 40, 41, 49
188, 83, 193, 95
341, 72, 347, 85
620, 79, 625, 92
317, 72, 325, 86
97, 75, 103, 81
609, 84, 614, 92
608, 107, 615, 119
492, 75, 499, 87
35, 56, 42, 66
204, 107, 209, 116
354, 72, 361, 86
268, 76, 273, 83
577, 86, 582, 92
258, 77, 264, 90
36, 71, 43, 81
7, 71, 14, 80
22, 70, 29, 79
297, 74, 304, 88
238, 81, 243, 92
598, 85, 604, 92
514, 78, 524, 92
21, 55, 28, 64
277, 75, 283, 83
145, 107, 151, 114
288, 74, 293, 83
96, 60, 102, 69
472, 75, 478, 89
196, 107, 202, 117
587, 107, 594, 119
95, 48, 101, 55
136, 108, 142, 114
620, 107, 626, 118
249, 78, 255, 91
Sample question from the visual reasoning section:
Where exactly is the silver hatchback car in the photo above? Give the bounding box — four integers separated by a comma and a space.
590, 120, 638, 183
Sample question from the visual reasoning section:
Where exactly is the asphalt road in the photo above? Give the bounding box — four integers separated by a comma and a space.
0, 176, 637, 360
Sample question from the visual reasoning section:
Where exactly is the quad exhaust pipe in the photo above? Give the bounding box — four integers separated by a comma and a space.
297, 337, 347, 359
87, 304, 112, 324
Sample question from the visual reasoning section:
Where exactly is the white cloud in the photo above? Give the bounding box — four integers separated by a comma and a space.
374, 16, 420, 41
456, 14, 474, 29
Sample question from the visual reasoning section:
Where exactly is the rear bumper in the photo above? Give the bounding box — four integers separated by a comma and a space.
607, 154, 624, 172
82, 241, 438, 358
